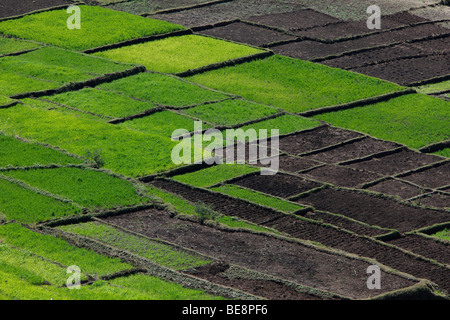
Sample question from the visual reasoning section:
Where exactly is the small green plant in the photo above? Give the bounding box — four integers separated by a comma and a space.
194, 201, 220, 224
85, 149, 105, 168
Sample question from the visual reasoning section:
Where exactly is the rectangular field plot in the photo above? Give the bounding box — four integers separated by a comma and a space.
0, 134, 83, 168
0, 5, 185, 51
58, 221, 212, 270
108, 0, 216, 15
0, 71, 60, 97
43, 88, 159, 119
97, 72, 229, 108
0, 177, 82, 223
399, 162, 450, 189
0, 0, 73, 19
93, 35, 265, 74
188, 55, 404, 113
314, 94, 450, 150
0, 103, 180, 177
2, 167, 150, 210
434, 148, 450, 158
181, 99, 279, 127
0, 37, 41, 56
417, 80, 450, 94
0, 95, 15, 106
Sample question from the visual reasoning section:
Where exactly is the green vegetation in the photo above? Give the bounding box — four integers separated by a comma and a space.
416, 79, 450, 94
118, 110, 211, 137
188, 55, 403, 113
0, 37, 41, 56
0, 223, 133, 277
181, 99, 279, 126
172, 164, 259, 188
2, 167, 150, 210
0, 103, 180, 177
211, 184, 304, 213
0, 95, 14, 106
431, 228, 450, 241
0, 6, 185, 51
0, 134, 83, 168
0, 177, 82, 223
314, 94, 450, 149
0, 71, 60, 96
59, 221, 211, 270
433, 148, 450, 158
93, 34, 264, 73
97, 72, 229, 107
43, 88, 158, 119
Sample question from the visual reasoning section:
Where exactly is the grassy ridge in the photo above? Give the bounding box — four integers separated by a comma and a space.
0, 37, 41, 56
0, 71, 60, 96
188, 55, 404, 113
314, 94, 450, 149
0, 6, 185, 51
93, 34, 264, 73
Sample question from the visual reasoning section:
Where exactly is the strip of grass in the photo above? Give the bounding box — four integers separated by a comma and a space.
181, 99, 279, 126
118, 110, 211, 137
93, 34, 264, 74
416, 80, 450, 94
0, 37, 41, 56
0, 223, 133, 277
59, 221, 211, 270
97, 72, 229, 107
2, 167, 150, 210
0, 95, 14, 106
0, 71, 60, 96
0, 6, 185, 51
211, 184, 304, 213
43, 88, 158, 119
188, 54, 404, 113
171, 164, 259, 188
432, 228, 450, 241
0, 134, 83, 168
433, 148, 450, 158
314, 94, 450, 149
0, 103, 181, 177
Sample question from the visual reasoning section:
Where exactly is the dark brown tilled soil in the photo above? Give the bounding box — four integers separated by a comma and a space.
256, 154, 323, 173
103, 208, 417, 299
151, 179, 284, 224
0, 0, 72, 19
351, 53, 450, 85
409, 191, 450, 209
295, 187, 450, 233
245, 8, 341, 31
299, 164, 383, 188
345, 148, 443, 176
231, 172, 323, 199
197, 22, 296, 47
365, 178, 424, 200
385, 234, 450, 266
399, 162, 450, 189
278, 125, 363, 155
302, 137, 400, 164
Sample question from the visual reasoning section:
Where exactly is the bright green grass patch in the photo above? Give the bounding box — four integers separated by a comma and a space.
314, 94, 450, 149
0, 6, 185, 51
0, 37, 41, 56
0, 95, 15, 106
181, 99, 279, 126
211, 184, 304, 213
0, 177, 82, 223
0, 71, 60, 96
416, 80, 450, 94
172, 164, 259, 188
431, 228, 450, 241
93, 34, 264, 73
0, 244, 86, 286
0, 134, 83, 168
0, 223, 133, 277
433, 148, 450, 158
188, 54, 404, 113
43, 88, 158, 119
59, 221, 211, 270
118, 110, 211, 137
97, 72, 229, 107
0, 103, 181, 177
2, 167, 149, 210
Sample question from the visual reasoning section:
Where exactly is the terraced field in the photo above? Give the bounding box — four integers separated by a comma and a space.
0, 0, 448, 304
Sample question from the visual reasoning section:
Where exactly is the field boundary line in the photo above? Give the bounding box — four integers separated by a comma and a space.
419, 139, 450, 153
407, 73, 450, 87
36, 97, 116, 120
297, 88, 416, 117
0, 47, 42, 59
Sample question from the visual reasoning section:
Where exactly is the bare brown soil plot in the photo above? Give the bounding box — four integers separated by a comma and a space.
102, 208, 418, 299
197, 22, 296, 47
295, 187, 450, 233
278, 125, 363, 155
365, 178, 424, 200
0, 0, 73, 19
399, 161, 450, 189
385, 234, 450, 266
409, 191, 450, 209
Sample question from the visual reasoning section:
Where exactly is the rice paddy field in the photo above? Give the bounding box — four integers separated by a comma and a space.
0, 0, 449, 307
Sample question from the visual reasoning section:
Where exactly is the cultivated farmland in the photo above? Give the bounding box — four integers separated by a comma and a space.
0, 0, 449, 304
